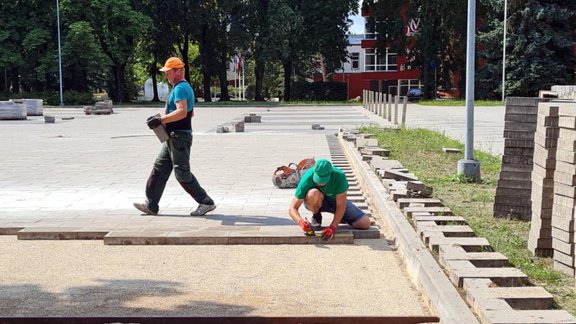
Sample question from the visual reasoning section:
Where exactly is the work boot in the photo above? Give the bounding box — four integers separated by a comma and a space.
311, 212, 322, 229
190, 203, 216, 216
133, 202, 158, 215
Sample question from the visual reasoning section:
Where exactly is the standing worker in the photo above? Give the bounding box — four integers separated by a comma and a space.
288, 159, 370, 240
134, 57, 216, 216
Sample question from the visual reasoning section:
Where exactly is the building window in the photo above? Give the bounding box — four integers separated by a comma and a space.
365, 49, 398, 71
350, 52, 359, 70
398, 79, 422, 96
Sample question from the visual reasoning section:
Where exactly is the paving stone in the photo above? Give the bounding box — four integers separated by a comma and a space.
397, 198, 443, 209
464, 278, 554, 310
17, 227, 108, 240
383, 169, 419, 181
445, 260, 529, 287
403, 206, 453, 218
417, 224, 475, 244
439, 245, 509, 268
427, 236, 491, 253
412, 215, 467, 225
103, 231, 169, 245
482, 310, 576, 324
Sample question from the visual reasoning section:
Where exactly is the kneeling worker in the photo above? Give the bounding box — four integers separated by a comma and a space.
288, 159, 371, 240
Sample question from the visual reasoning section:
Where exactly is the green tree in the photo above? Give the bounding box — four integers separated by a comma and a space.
479, 0, 576, 98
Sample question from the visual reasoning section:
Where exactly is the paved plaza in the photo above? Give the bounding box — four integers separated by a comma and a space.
0, 102, 508, 318
0, 104, 438, 317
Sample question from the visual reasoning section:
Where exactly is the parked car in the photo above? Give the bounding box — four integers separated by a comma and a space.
406, 88, 423, 102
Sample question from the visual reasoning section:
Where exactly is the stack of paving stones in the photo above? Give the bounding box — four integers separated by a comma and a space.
0, 101, 26, 120
340, 127, 576, 323
551, 102, 576, 277
528, 103, 559, 257
84, 100, 114, 115
9, 98, 43, 116
494, 97, 550, 219
243, 113, 261, 123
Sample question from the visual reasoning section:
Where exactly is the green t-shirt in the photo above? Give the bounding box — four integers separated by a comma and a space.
294, 167, 349, 199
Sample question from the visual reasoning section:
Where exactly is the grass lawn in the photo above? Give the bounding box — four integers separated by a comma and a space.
417, 99, 504, 106
362, 126, 576, 315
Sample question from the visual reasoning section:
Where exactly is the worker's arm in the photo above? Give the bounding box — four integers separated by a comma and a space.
288, 197, 304, 223
161, 99, 188, 123
289, 197, 313, 234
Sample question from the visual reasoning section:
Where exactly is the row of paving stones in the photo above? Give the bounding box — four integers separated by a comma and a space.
341, 130, 576, 323
0, 134, 380, 245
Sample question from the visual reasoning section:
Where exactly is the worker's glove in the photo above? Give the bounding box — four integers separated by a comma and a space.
298, 219, 315, 236
321, 224, 337, 240
146, 114, 162, 129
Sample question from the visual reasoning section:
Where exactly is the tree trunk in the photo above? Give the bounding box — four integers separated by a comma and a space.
218, 51, 230, 101
254, 58, 265, 101
203, 70, 212, 102
283, 59, 292, 102
111, 64, 125, 103
10, 67, 20, 93
179, 33, 191, 82
151, 71, 160, 102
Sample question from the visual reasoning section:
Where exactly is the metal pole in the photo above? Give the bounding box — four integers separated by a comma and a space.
56, 0, 64, 106
501, 0, 507, 102
457, 0, 481, 181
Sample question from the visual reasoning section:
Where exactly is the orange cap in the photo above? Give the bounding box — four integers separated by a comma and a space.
159, 57, 184, 72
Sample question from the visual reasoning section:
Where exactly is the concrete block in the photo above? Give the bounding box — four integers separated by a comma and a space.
17, 227, 108, 240
534, 132, 558, 148
464, 278, 554, 310
165, 231, 230, 244
537, 112, 559, 127
558, 137, 576, 151
439, 245, 508, 268
504, 138, 535, 148
559, 116, 576, 129
554, 194, 576, 209
428, 236, 491, 253
556, 148, 576, 164
445, 260, 528, 288
0, 101, 27, 120
554, 183, 576, 198
497, 179, 532, 189
383, 169, 418, 181
405, 181, 433, 197
505, 121, 537, 132
403, 206, 452, 218
103, 231, 169, 245
361, 146, 390, 157
538, 102, 560, 116
552, 238, 576, 255
505, 97, 546, 111
485, 310, 576, 323
503, 130, 535, 140
397, 198, 442, 209
532, 163, 556, 179
442, 147, 462, 154
504, 146, 536, 157
533, 143, 556, 160
10, 98, 43, 116
412, 215, 467, 225
506, 113, 537, 123
553, 260, 575, 276
502, 154, 533, 165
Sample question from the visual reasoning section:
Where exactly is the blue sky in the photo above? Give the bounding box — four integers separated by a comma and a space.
349, 1, 364, 34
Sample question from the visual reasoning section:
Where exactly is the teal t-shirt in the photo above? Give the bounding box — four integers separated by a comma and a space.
294, 167, 349, 199
166, 81, 194, 113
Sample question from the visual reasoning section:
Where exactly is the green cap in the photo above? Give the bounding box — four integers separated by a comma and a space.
313, 159, 332, 184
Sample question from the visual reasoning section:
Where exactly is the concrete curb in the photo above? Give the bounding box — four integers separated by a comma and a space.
339, 135, 480, 324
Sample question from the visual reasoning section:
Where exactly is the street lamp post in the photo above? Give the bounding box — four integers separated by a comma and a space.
56, 0, 64, 106
502, 0, 507, 102
457, 0, 481, 182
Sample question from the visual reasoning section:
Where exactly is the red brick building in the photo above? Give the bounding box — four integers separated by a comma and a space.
334, 5, 422, 99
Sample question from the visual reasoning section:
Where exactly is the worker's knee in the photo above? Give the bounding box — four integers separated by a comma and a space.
174, 165, 192, 183
352, 216, 371, 229
305, 189, 324, 209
